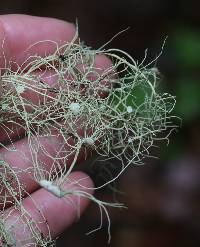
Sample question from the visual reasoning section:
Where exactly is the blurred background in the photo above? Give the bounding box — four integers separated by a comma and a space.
0, 0, 200, 246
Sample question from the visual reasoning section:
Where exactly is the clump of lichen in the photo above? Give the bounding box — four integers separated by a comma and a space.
0, 32, 176, 246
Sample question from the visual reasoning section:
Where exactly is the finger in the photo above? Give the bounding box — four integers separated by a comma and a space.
0, 54, 114, 144
0, 131, 87, 204
0, 14, 76, 68
2, 171, 93, 246
13, 54, 114, 107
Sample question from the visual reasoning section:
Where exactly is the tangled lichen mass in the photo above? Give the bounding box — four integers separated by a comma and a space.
0, 33, 176, 246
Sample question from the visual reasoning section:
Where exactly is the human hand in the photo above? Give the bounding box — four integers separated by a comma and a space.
0, 14, 112, 246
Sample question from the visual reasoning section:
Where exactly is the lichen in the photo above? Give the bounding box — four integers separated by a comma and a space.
0, 30, 177, 246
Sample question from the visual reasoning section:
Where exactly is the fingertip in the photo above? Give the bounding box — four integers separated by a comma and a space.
94, 54, 113, 71
24, 171, 94, 238
65, 171, 94, 191
0, 14, 76, 42
0, 14, 76, 66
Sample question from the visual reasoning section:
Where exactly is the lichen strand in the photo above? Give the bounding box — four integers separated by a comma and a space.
0, 219, 16, 247
0, 34, 176, 246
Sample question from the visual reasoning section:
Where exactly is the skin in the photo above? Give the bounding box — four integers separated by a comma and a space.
0, 14, 113, 245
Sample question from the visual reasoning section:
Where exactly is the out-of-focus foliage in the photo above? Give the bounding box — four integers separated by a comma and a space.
173, 29, 200, 68
175, 77, 200, 121
170, 28, 200, 121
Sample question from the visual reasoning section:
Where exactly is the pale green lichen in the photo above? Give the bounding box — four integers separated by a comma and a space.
0, 30, 177, 246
